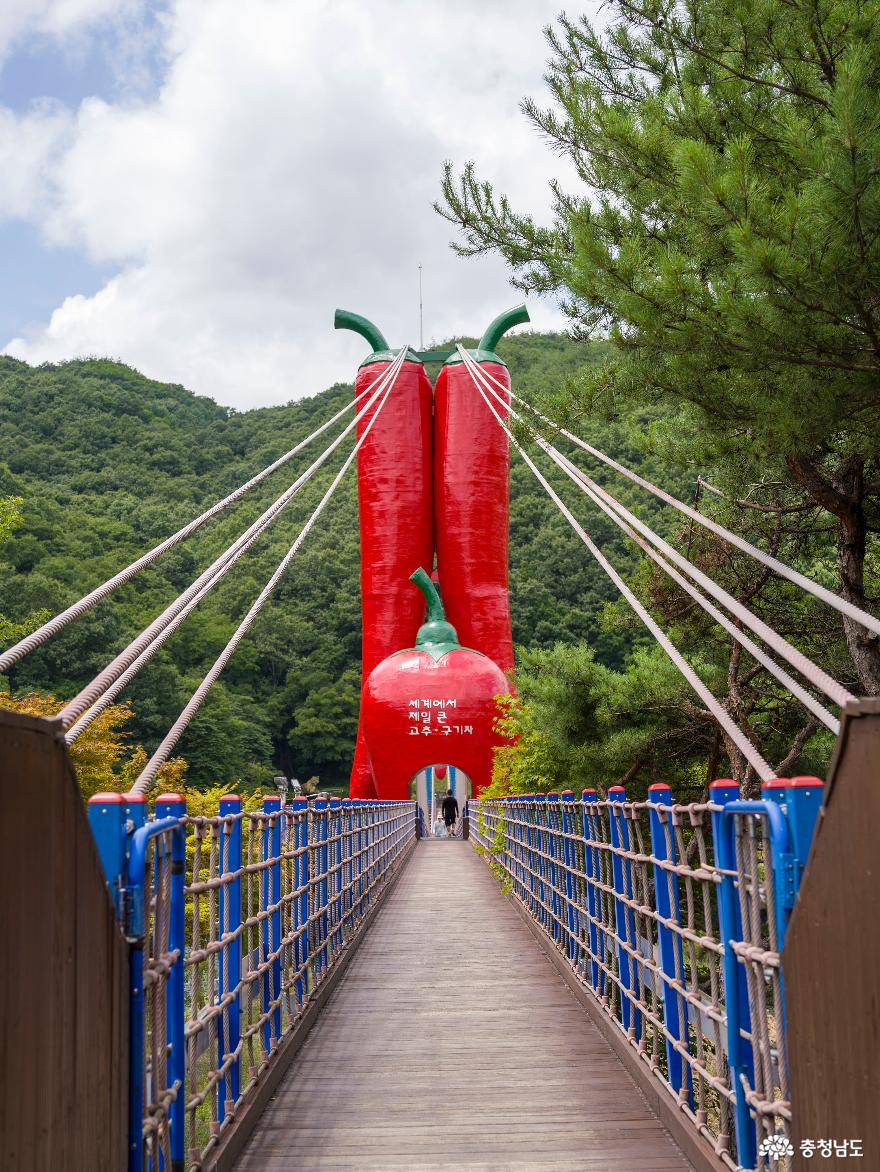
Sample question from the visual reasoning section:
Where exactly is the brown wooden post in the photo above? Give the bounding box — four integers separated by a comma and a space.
784, 699, 880, 1169
0, 708, 129, 1172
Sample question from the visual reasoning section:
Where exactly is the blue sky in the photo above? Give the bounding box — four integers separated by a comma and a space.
0, 1, 575, 407
0, 36, 112, 341
0, 4, 165, 343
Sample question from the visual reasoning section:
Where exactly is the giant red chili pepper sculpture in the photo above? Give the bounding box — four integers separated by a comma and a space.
335, 310, 434, 799
361, 568, 510, 800
433, 305, 529, 678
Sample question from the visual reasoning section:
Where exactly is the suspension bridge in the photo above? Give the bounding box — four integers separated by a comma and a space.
0, 305, 877, 1172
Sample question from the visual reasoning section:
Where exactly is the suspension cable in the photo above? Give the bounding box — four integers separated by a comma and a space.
64, 566, 222, 744
65, 441, 307, 743
57, 348, 408, 730
0, 373, 384, 675
462, 350, 854, 712
552, 449, 839, 732
129, 353, 402, 794
471, 359, 880, 642
458, 350, 775, 781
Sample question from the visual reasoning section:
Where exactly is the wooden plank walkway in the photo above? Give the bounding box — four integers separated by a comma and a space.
234, 840, 691, 1171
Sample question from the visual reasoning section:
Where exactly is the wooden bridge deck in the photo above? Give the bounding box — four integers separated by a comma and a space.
234, 840, 691, 1171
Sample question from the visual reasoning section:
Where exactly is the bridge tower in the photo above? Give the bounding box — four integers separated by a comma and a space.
335, 305, 528, 802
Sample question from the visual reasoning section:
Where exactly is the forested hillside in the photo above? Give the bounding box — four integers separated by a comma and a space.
0, 332, 691, 789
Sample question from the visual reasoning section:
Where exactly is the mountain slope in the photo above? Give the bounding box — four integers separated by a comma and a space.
0, 335, 690, 787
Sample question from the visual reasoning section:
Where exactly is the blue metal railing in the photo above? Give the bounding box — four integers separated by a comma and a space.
469, 778, 823, 1172
89, 793, 418, 1171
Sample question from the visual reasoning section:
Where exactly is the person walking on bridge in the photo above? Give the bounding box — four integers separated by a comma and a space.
442, 789, 459, 837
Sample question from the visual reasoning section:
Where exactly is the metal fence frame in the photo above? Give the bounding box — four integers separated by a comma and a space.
469, 779, 823, 1172
89, 793, 417, 1171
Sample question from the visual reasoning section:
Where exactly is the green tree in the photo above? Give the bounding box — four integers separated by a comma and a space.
438, 0, 880, 692
0, 691, 187, 800
0, 495, 49, 646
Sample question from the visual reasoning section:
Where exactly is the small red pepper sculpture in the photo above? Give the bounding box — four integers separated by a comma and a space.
362, 568, 510, 801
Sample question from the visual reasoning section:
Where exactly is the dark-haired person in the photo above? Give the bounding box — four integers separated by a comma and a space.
441, 789, 459, 837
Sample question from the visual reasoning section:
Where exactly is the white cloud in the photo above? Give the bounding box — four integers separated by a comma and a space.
0, 102, 71, 217
2, 0, 583, 407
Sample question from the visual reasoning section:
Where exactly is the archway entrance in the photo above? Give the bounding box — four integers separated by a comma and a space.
408, 765, 472, 836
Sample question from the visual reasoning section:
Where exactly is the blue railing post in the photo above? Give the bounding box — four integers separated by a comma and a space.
560, 791, 578, 965
217, 793, 242, 1122
533, 794, 547, 929
340, 797, 352, 938
710, 780, 757, 1170
353, 799, 363, 918
124, 813, 183, 1172
782, 777, 823, 883
510, 798, 520, 900
581, 789, 602, 994
547, 793, 562, 946
525, 796, 537, 918
88, 792, 127, 912
262, 796, 282, 1053
329, 796, 341, 957
761, 776, 824, 940
123, 791, 148, 835
647, 783, 691, 1105
607, 786, 641, 1040
154, 792, 186, 1172
314, 797, 329, 977
291, 797, 309, 1001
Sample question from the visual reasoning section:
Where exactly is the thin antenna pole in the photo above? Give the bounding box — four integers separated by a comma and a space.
418, 263, 424, 349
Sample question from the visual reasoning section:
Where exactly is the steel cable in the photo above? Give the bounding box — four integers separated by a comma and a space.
472, 359, 880, 643
552, 449, 840, 731
461, 348, 851, 717
128, 351, 404, 793
458, 350, 775, 782
0, 373, 384, 674
57, 348, 407, 730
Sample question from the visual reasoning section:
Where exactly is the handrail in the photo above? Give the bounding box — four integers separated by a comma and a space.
469, 779, 823, 1171
90, 794, 418, 1170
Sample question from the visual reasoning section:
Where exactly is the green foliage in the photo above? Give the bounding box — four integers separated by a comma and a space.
438, 0, 880, 693
0, 495, 50, 645
0, 690, 187, 799
490, 643, 713, 798
1, 339, 683, 789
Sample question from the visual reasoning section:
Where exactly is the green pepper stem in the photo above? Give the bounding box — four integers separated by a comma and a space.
334, 308, 389, 353
478, 303, 530, 354
410, 568, 445, 623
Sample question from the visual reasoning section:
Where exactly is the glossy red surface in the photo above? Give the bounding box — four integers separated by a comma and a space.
434, 360, 514, 677
348, 359, 434, 799
362, 647, 509, 800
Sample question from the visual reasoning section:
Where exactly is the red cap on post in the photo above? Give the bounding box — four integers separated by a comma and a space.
89, 792, 124, 804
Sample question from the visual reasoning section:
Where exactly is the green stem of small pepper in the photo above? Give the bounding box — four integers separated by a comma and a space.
410, 568, 445, 623
409, 568, 460, 654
